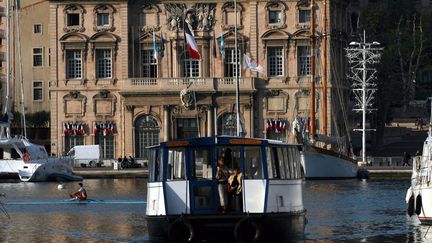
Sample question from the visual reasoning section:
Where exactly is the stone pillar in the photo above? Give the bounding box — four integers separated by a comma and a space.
163, 105, 170, 141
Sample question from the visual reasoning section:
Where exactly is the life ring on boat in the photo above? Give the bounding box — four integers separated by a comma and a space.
233, 218, 262, 242
415, 194, 423, 216
167, 218, 195, 242
407, 195, 415, 217
22, 152, 31, 163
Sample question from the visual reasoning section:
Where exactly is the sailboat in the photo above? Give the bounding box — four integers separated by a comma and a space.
0, 0, 82, 182
293, 0, 362, 179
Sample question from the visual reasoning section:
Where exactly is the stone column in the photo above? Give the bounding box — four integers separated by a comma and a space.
163, 105, 170, 141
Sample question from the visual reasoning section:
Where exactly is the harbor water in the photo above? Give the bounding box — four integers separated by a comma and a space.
0, 178, 430, 242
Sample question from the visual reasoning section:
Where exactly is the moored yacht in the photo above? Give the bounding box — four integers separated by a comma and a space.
407, 99, 432, 223
146, 136, 306, 241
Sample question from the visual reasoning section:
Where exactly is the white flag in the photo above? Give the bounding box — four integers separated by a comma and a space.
243, 53, 264, 73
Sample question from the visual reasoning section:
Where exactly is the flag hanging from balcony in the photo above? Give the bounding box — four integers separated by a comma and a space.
160, 32, 165, 58
153, 31, 158, 61
220, 32, 225, 57
183, 20, 201, 60
243, 53, 264, 73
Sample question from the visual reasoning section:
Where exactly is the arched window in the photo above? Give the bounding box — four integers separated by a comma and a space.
218, 112, 245, 137
135, 115, 160, 160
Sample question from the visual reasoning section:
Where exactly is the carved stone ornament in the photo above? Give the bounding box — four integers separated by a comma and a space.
265, 89, 281, 97
197, 105, 210, 113
180, 88, 195, 110
70, 91, 80, 99
126, 105, 135, 112
63, 4, 86, 33
141, 4, 161, 32
164, 3, 216, 32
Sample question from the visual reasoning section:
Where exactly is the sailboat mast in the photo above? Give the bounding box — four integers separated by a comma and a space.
5, 0, 11, 115
235, 0, 240, 137
309, 0, 316, 139
322, 0, 328, 135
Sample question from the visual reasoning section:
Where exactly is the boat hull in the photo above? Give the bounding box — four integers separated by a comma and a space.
146, 211, 306, 241
18, 158, 82, 182
0, 160, 23, 179
303, 149, 358, 179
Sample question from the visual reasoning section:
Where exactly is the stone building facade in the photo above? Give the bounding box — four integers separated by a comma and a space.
48, 0, 350, 163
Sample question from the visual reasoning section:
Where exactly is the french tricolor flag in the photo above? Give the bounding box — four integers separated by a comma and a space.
183, 20, 201, 60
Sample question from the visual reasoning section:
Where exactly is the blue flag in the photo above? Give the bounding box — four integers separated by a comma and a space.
220, 32, 225, 57
153, 31, 158, 61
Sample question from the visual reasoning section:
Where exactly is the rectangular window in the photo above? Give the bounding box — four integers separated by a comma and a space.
67, 13, 80, 26
34, 24, 42, 34
217, 147, 241, 172
298, 46, 311, 76
97, 13, 109, 26
64, 135, 84, 154
192, 148, 212, 180
268, 47, 283, 77
33, 48, 43, 67
149, 148, 163, 182
96, 49, 112, 79
142, 49, 157, 77
176, 118, 199, 139
66, 50, 82, 79
276, 147, 286, 179
167, 148, 186, 180
183, 58, 200, 77
96, 134, 114, 159
244, 147, 263, 179
269, 11, 282, 24
224, 49, 241, 77
33, 81, 43, 101
299, 9, 310, 23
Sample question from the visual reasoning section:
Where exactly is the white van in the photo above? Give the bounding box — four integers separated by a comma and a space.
67, 145, 102, 167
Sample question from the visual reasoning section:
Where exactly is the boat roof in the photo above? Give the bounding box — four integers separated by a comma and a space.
148, 136, 302, 149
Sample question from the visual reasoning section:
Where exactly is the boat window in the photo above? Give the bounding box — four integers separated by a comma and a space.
167, 148, 186, 180
192, 148, 212, 180
148, 148, 163, 182
276, 147, 286, 179
281, 147, 292, 178
244, 146, 263, 179
266, 147, 278, 179
217, 146, 241, 173
289, 147, 301, 179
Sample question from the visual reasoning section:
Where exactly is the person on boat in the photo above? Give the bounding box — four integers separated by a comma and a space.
228, 167, 243, 212
216, 156, 229, 213
70, 183, 87, 201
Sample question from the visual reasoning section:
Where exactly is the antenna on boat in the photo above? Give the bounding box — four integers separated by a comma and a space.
234, 0, 241, 137
346, 30, 383, 164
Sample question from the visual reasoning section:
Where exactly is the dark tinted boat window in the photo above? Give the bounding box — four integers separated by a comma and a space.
276, 147, 286, 179
167, 148, 186, 180
149, 148, 162, 182
192, 148, 212, 179
217, 146, 241, 173
244, 146, 263, 179
266, 147, 277, 179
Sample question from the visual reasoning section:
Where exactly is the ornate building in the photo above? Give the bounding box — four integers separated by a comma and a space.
48, 0, 350, 164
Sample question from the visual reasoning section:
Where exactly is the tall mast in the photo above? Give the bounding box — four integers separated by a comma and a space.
322, 0, 328, 135
309, 0, 316, 139
5, 0, 11, 116
235, 0, 240, 137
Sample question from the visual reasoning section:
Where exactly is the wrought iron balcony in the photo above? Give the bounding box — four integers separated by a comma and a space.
123, 77, 256, 94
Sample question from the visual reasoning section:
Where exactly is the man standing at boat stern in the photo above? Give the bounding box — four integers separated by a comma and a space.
216, 157, 229, 213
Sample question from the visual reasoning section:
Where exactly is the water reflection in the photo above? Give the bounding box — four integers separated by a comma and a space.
1, 178, 432, 242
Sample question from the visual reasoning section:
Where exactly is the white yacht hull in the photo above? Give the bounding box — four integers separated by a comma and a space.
18, 157, 82, 182
0, 160, 23, 178
302, 148, 358, 179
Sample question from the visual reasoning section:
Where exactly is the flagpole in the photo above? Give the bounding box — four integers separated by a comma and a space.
234, 0, 240, 137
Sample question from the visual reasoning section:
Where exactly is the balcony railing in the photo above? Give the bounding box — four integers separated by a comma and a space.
124, 77, 256, 93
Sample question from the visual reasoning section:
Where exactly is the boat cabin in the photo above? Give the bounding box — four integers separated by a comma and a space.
146, 136, 306, 241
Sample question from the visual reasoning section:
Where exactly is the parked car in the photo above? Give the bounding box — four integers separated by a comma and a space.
67, 145, 103, 168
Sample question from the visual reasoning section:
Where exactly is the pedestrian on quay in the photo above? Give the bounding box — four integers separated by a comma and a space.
402, 152, 411, 166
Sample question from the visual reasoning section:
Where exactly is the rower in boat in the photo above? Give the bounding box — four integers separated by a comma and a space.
70, 182, 87, 201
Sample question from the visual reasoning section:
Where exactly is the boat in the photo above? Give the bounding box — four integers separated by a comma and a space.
145, 136, 306, 242
294, 0, 361, 179
407, 98, 432, 224
0, 0, 81, 182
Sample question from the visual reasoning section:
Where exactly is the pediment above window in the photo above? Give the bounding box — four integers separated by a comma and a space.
261, 30, 290, 41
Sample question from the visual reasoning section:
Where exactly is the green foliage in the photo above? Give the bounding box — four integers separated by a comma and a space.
11, 111, 50, 128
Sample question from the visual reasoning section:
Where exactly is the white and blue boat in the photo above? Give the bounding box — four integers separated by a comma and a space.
145, 136, 306, 241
